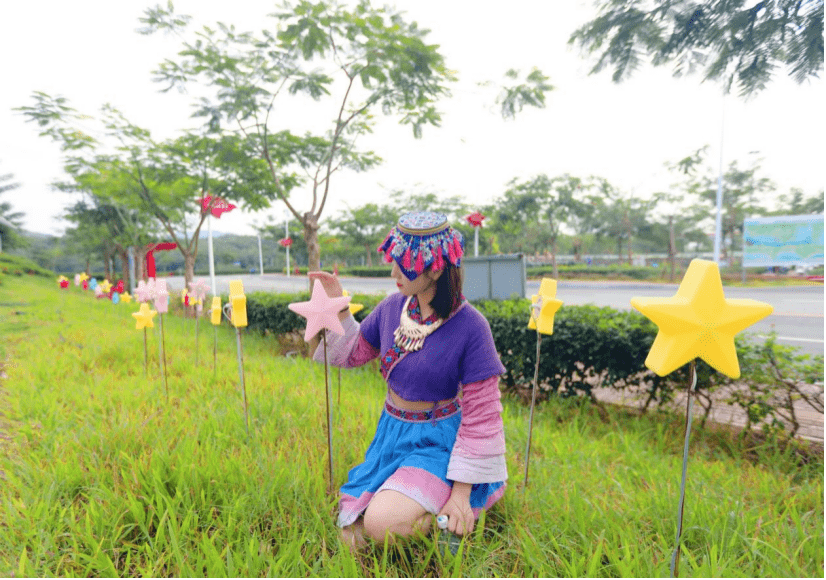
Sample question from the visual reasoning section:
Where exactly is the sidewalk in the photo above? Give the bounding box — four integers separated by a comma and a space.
593, 383, 824, 443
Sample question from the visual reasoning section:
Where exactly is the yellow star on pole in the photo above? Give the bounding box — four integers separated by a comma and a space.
630, 259, 773, 379
528, 278, 563, 335
99, 279, 113, 294
229, 280, 248, 328
342, 289, 364, 315
132, 303, 157, 330
120, 292, 133, 303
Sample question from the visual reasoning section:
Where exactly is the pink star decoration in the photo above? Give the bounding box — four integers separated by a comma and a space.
288, 279, 352, 342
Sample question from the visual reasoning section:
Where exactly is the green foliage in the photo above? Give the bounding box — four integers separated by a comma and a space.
494, 67, 554, 120
0, 254, 54, 278
1, 275, 822, 577
569, 0, 825, 97
527, 264, 661, 280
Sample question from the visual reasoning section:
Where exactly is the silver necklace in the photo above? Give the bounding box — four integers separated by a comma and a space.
393, 296, 442, 351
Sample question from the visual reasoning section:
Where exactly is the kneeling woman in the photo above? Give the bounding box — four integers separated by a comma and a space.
309, 211, 507, 548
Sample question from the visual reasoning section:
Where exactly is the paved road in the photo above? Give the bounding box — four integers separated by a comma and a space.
164, 274, 824, 357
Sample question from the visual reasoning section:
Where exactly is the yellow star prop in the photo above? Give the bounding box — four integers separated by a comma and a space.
57, 275, 68, 284
630, 259, 773, 378
120, 292, 133, 303
342, 289, 364, 315
132, 303, 157, 330
99, 279, 113, 294
527, 278, 563, 335
229, 280, 247, 328
210, 296, 222, 325
79, 273, 90, 282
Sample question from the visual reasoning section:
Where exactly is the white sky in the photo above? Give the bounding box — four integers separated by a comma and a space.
1, 0, 823, 237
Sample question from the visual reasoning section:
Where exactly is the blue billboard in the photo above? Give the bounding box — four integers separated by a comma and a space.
743, 214, 824, 267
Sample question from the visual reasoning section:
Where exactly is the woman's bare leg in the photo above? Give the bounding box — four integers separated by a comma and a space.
362, 490, 433, 544
341, 516, 367, 551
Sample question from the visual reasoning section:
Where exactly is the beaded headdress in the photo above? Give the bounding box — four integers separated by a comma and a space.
378, 211, 465, 281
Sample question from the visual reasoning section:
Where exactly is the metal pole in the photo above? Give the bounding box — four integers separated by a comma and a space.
128, 247, 136, 294
285, 213, 291, 278
323, 330, 334, 493
235, 327, 249, 438
713, 93, 725, 265
474, 227, 479, 257
208, 214, 217, 296
257, 233, 264, 276
523, 332, 542, 489
670, 361, 697, 578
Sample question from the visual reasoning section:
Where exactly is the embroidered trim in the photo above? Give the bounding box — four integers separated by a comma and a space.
384, 399, 461, 422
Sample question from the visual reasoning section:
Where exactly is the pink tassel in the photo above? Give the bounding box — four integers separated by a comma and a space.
452, 236, 463, 260
447, 241, 456, 265
433, 250, 444, 271
414, 249, 425, 274
384, 250, 393, 263
402, 247, 412, 270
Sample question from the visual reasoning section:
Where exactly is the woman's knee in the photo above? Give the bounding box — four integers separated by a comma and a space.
362, 490, 431, 542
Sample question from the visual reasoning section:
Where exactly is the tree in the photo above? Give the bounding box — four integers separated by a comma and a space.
590, 185, 658, 264
772, 187, 825, 215
0, 162, 25, 251
569, 0, 824, 97
142, 0, 455, 272
16, 93, 287, 288
327, 202, 396, 267
697, 155, 774, 262
654, 147, 717, 280
492, 68, 555, 120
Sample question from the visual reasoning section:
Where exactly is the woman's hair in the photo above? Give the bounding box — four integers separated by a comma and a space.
429, 262, 463, 319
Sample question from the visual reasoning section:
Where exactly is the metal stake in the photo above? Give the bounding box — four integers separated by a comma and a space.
670, 360, 698, 578
523, 332, 542, 489
323, 330, 334, 494
159, 314, 169, 401
235, 327, 249, 438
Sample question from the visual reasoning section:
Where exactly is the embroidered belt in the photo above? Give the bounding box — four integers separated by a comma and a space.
385, 399, 461, 422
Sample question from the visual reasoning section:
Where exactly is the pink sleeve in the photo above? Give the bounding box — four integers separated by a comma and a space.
312, 315, 380, 368
446, 375, 508, 484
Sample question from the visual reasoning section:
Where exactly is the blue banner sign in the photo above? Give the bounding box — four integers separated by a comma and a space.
743, 214, 824, 267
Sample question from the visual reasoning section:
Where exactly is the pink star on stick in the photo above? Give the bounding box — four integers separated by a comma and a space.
288, 280, 351, 342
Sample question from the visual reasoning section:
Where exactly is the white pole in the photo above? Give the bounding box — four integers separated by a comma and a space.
208, 214, 217, 296
257, 233, 264, 276
474, 227, 479, 257
713, 92, 726, 265
285, 211, 291, 278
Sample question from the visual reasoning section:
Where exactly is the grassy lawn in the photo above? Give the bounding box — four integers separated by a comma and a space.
0, 276, 822, 577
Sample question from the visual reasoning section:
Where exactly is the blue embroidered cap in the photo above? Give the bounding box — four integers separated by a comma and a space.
378, 211, 465, 281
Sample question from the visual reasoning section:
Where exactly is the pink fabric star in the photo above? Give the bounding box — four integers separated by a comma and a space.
189, 279, 210, 302
288, 279, 352, 342
154, 279, 169, 314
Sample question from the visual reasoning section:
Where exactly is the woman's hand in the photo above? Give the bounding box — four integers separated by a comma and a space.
438, 483, 475, 536
308, 270, 344, 298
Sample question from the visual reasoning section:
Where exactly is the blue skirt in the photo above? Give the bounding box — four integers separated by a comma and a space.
338, 394, 506, 528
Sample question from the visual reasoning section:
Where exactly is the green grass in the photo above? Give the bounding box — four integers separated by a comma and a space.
0, 277, 822, 577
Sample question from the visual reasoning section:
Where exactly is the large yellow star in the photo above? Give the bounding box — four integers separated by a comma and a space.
630, 259, 773, 378
528, 278, 564, 335
210, 296, 222, 326
132, 303, 157, 330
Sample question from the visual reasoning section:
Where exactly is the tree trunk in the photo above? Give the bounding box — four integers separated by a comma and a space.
120, 249, 129, 285
303, 212, 321, 274
103, 245, 112, 281
365, 244, 373, 267
573, 238, 582, 263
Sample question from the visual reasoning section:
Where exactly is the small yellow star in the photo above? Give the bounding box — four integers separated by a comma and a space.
99, 279, 113, 294
528, 278, 563, 335
229, 280, 247, 328
120, 292, 133, 303
342, 289, 364, 315
631, 259, 773, 378
210, 296, 222, 326
132, 303, 157, 330
79, 273, 90, 282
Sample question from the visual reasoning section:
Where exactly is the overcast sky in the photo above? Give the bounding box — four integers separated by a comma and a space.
1, 0, 823, 238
